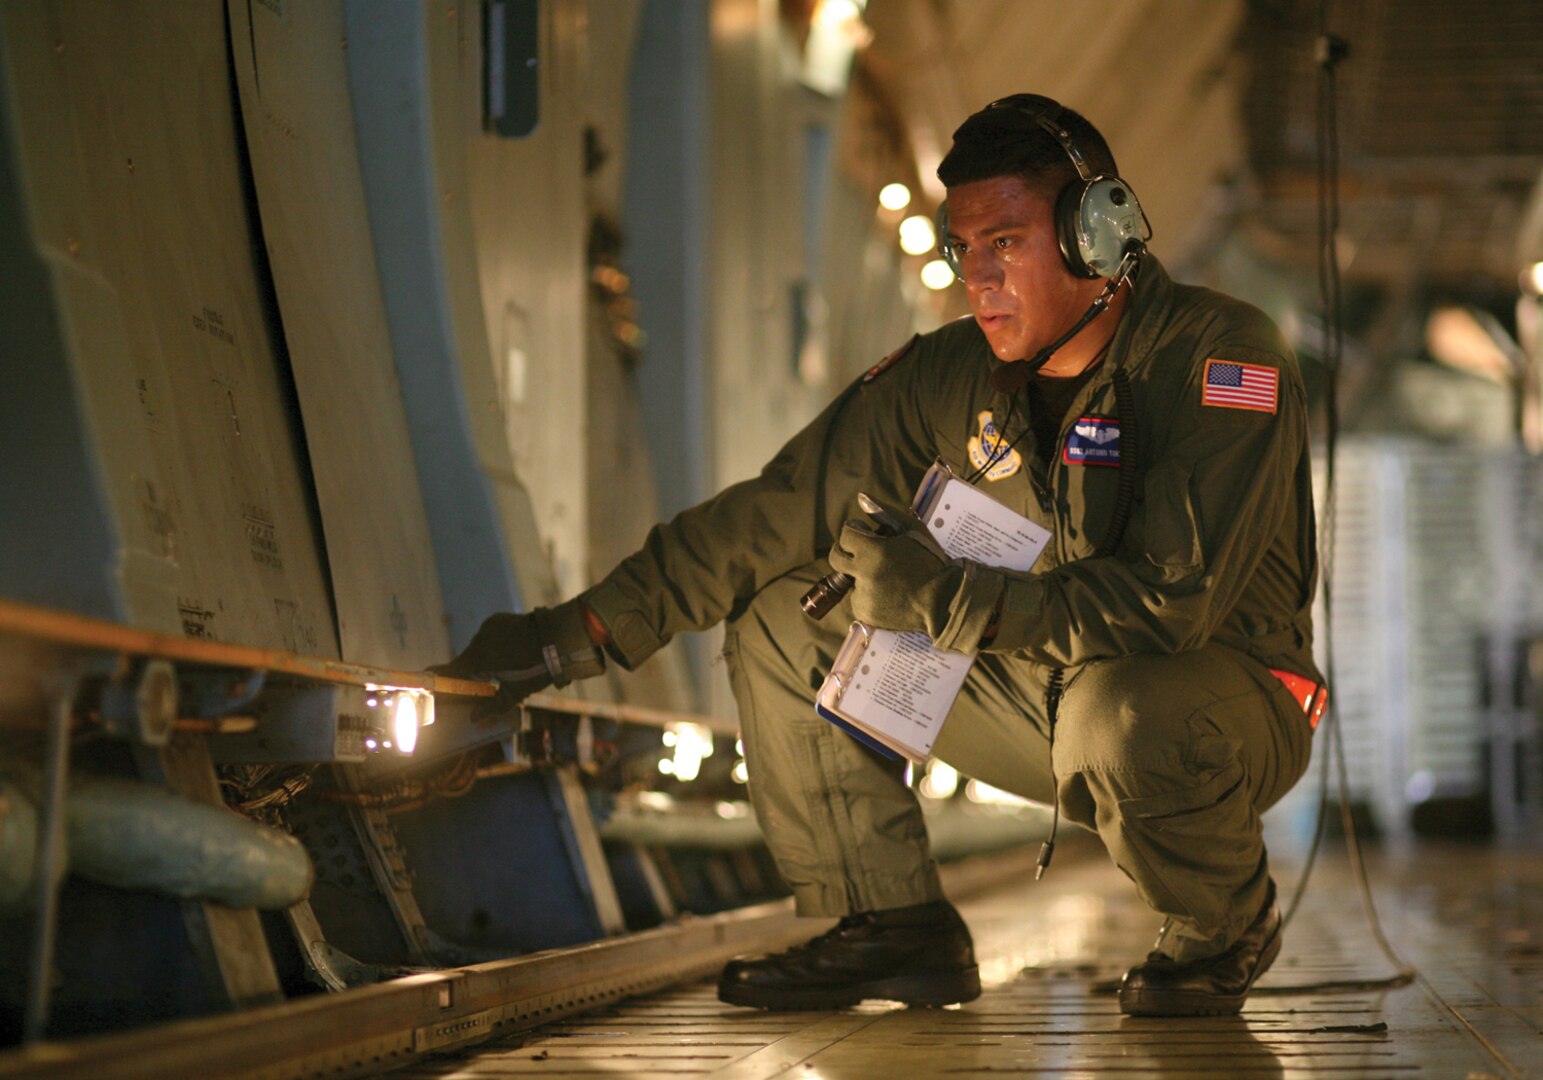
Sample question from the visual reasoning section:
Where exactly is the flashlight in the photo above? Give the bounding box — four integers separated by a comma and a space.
799, 493, 913, 620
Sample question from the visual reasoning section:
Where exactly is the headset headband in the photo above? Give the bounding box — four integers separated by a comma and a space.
940, 93, 1151, 281
984, 94, 1096, 182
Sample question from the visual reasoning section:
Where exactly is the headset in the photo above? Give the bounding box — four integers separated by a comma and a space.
936, 94, 1151, 282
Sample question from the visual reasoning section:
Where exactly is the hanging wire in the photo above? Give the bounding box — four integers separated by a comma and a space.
1263, 0, 1416, 997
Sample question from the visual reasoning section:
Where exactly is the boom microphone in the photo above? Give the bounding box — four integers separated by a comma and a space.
988, 245, 1143, 396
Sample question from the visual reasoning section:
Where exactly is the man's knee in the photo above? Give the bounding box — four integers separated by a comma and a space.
1054, 654, 1201, 777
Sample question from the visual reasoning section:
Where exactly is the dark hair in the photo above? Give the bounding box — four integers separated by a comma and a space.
936, 95, 1118, 200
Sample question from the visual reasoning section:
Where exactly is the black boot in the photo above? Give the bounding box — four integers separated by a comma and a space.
1118, 879, 1282, 1016
718, 899, 981, 1010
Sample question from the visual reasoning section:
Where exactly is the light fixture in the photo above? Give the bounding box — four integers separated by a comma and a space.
366, 684, 435, 755
813, 0, 862, 28
920, 259, 955, 291
878, 183, 911, 212
394, 695, 419, 754
801, 0, 870, 96
1524, 261, 1543, 297
658, 722, 714, 782
898, 214, 936, 256
919, 760, 959, 800
965, 779, 1031, 806
1426, 305, 1516, 384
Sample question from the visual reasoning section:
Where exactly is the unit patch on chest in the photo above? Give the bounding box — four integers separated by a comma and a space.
967, 410, 1023, 481
1063, 416, 1120, 467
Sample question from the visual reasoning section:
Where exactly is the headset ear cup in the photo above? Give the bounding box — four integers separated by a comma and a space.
936, 200, 963, 281
1054, 181, 1097, 278
1080, 178, 1147, 277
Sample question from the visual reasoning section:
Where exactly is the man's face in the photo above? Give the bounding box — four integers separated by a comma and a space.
943, 175, 1102, 362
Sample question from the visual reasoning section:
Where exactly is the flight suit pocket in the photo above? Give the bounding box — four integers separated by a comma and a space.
1117, 757, 1244, 822
1138, 460, 1203, 582
1116, 757, 1257, 927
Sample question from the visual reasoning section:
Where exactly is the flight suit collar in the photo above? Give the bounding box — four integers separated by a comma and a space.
1111, 253, 1176, 377
985, 254, 1176, 455
1056, 253, 1177, 401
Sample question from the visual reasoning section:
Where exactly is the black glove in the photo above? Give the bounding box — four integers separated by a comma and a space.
429, 600, 606, 716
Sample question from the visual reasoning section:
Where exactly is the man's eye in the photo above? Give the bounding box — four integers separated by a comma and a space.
994, 236, 1013, 250
951, 241, 969, 255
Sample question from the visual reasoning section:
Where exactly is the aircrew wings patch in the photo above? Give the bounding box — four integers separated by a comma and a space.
863, 334, 919, 382
1202, 358, 1278, 414
1063, 417, 1120, 466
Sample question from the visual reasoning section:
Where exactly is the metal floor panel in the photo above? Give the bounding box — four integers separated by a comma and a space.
399, 838, 1542, 1078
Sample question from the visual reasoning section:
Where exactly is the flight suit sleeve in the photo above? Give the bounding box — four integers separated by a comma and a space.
979, 342, 1309, 666
580, 338, 935, 669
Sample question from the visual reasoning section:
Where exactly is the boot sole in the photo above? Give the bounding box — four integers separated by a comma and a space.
718, 967, 982, 1011
1118, 926, 1282, 1017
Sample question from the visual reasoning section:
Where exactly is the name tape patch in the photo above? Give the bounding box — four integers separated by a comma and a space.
1063, 416, 1120, 466
1202, 358, 1278, 413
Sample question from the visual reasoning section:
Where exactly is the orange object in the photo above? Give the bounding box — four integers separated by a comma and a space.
1270, 668, 1327, 730
0, 597, 492, 698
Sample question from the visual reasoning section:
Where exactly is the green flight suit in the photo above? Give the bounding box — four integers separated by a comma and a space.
584, 257, 1320, 960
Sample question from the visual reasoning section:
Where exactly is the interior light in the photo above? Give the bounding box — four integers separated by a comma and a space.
898, 214, 936, 256
802, 0, 869, 96
1526, 261, 1543, 296
394, 695, 419, 754
731, 760, 749, 784
920, 259, 955, 291
965, 779, 1031, 806
813, 0, 862, 29
1426, 305, 1514, 383
919, 760, 959, 800
878, 183, 911, 212
366, 685, 434, 755
637, 791, 674, 811
662, 722, 714, 782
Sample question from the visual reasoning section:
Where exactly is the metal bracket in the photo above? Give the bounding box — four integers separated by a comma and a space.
284, 898, 400, 992
22, 673, 79, 1044
338, 764, 435, 965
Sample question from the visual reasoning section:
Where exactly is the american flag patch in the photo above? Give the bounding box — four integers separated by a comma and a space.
1202, 359, 1278, 413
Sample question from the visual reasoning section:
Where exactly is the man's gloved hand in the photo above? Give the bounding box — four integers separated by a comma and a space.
429, 600, 606, 717
829, 509, 965, 640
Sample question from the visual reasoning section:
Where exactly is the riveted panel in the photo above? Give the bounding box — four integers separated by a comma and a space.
227, 0, 449, 670
0, 1, 337, 653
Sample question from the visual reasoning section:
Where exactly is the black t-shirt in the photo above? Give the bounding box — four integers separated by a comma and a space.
1026, 362, 1100, 464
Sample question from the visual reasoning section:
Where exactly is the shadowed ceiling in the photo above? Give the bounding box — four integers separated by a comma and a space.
856, 0, 1543, 289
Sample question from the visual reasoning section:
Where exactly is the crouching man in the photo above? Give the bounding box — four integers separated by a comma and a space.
434, 94, 1323, 1017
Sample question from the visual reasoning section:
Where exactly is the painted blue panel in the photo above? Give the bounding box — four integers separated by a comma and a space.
342, 2, 524, 647
392, 773, 604, 952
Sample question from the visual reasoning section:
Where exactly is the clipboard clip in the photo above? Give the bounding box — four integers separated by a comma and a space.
827, 622, 873, 697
